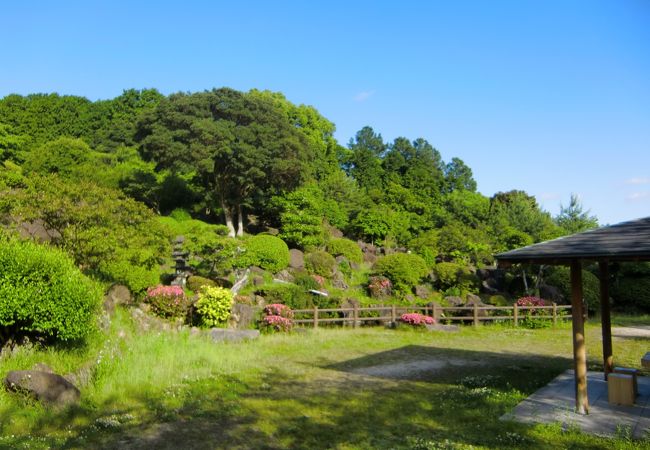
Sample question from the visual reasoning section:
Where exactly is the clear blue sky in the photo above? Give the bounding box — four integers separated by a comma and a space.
2, 0, 649, 225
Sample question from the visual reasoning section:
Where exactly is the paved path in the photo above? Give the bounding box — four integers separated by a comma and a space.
612, 326, 650, 338
502, 370, 650, 439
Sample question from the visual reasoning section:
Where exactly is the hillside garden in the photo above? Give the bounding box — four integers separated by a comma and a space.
1, 88, 649, 448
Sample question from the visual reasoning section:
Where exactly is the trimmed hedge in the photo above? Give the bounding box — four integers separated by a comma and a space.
327, 238, 363, 264
374, 253, 429, 293
0, 237, 101, 341
612, 276, 650, 311
242, 235, 289, 272
304, 250, 337, 277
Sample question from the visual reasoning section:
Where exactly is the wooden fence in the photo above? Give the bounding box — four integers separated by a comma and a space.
291, 303, 572, 328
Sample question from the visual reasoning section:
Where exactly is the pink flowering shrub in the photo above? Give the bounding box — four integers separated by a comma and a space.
399, 313, 435, 327
368, 276, 392, 299
264, 303, 294, 319
516, 296, 550, 328
261, 303, 294, 332
145, 285, 190, 319
261, 315, 293, 332
515, 296, 546, 307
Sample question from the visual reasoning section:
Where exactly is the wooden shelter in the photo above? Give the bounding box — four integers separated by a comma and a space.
496, 217, 650, 414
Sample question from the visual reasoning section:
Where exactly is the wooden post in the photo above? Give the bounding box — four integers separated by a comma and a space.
552, 303, 557, 326
513, 303, 518, 327
391, 304, 396, 325
599, 261, 613, 380
571, 260, 589, 414
473, 303, 479, 327
313, 306, 319, 329
353, 303, 358, 329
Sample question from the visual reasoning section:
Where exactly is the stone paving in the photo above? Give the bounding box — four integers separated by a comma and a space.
501, 370, 650, 439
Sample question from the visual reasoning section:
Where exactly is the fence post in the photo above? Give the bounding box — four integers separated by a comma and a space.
513, 304, 518, 327
391, 304, 396, 325
432, 303, 438, 321
473, 303, 479, 327
552, 303, 557, 326
353, 303, 358, 329
313, 306, 319, 329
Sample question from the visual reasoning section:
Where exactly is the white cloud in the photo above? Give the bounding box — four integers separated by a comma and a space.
625, 177, 650, 185
627, 192, 650, 201
353, 90, 375, 102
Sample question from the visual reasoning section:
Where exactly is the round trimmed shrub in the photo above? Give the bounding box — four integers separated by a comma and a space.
374, 253, 429, 293
431, 262, 479, 294
187, 275, 217, 292
545, 266, 600, 312
242, 235, 289, 272
304, 250, 337, 277
0, 237, 101, 341
195, 286, 233, 327
327, 238, 363, 264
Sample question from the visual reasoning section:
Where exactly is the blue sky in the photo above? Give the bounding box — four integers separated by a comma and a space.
2, 0, 649, 225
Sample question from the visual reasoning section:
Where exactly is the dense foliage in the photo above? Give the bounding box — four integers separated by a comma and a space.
545, 266, 601, 313
195, 286, 233, 327
241, 235, 290, 272
374, 253, 429, 293
327, 238, 363, 264
0, 235, 102, 342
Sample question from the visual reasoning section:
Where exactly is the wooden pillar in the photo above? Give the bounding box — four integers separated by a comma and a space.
599, 261, 613, 379
571, 260, 589, 414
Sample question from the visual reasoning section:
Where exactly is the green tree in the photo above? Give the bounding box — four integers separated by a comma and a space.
347, 126, 385, 191
444, 157, 477, 192
137, 88, 313, 237
555, 194, 598, 235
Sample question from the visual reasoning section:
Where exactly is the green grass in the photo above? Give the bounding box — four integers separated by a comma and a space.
1, 312, 649, 449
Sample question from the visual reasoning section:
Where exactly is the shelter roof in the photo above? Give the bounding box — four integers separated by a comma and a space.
495, 217, 650, 265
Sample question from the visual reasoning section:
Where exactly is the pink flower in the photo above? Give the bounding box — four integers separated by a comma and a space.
400, 313, 435, 326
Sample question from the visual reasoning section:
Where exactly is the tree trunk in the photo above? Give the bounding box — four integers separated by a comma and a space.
221, 199, 236, 237
236, 204, 244, 237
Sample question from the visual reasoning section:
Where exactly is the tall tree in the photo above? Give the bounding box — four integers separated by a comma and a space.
136, 88, 313, 236
444, 157, 477, 192
347, 126, 385, 192
555, 193, 598, 234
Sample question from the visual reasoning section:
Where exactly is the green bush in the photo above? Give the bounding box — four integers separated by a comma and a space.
187, 275, 217, 292
294, 273, 322, 291
545, 266, 600, 312
260, 284, 311, 310
145, 285, 190, 320
304, 250, 337, 277
0, 237, 101, 341
432, 261, 478, 294
327, 238, 363, 264
195, 286, 233, 327
612, 276, 650, 311
374, 253, 429, 293
241, 235, 289, 272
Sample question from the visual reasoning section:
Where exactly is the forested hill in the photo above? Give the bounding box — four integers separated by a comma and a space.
0, 87, 598, 264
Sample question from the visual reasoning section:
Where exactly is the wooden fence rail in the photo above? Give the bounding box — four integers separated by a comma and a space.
291, 303, 572, 328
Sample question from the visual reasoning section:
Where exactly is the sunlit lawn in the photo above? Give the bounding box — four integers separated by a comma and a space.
1, 310, 649, 449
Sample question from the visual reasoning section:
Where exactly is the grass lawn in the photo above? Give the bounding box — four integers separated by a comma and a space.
1, 310, 649, 449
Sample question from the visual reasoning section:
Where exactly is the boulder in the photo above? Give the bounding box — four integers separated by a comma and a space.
540, 283, 565, 304
331, 270, 348, 290
481, 279, 500, 295
289, 249, 305, 269
464, 295, 488, 317
5, 370, 80, 407
209, 328, 260, 343
229, 303, 261, 330
252, 275, 265, 287
103, 284, 132, 315
415, 285, 432, 299
275, 269, 295, 283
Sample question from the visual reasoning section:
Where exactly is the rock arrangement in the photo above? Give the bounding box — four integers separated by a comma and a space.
4, 364, 80, 408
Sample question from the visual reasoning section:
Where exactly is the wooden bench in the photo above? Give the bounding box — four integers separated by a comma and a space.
608, 373, 635, 406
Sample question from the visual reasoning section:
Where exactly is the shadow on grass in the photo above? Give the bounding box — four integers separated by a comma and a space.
1, 346, 622, 450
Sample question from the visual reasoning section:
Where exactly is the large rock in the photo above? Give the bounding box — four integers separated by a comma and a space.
415, 285, 432, 299
209, 328, 260, 343
103, 284, 132, 315
464, 295, 488, 317
540, 283, 565, 304
229, 303, 261, 330
5, 370, 80, 407
445, 296, 464, 307
275, 269, 295, 283
331, 270, 348, 290
289, 249, 304, 269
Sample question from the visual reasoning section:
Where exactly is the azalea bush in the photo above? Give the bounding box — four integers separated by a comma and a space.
399, 313, 435, 327
261, 303, 294, 332
515, 296, 550, 329
145, 285, 190, 319
195, 286, 233, 327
